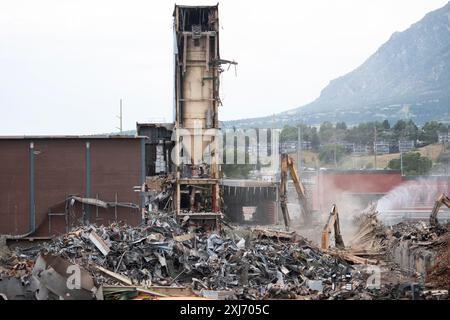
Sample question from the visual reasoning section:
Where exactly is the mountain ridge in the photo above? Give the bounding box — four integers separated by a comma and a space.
224, 2, 450, 128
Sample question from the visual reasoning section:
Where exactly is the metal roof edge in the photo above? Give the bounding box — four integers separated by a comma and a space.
0, 135, 147, 140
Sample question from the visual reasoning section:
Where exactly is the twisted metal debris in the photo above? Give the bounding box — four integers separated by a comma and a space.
5, 213, 366, 300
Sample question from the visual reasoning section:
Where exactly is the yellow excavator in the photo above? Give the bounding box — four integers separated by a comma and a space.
321, 204, 345, 250
430, 193, 450, 228
279, 154, 311, 229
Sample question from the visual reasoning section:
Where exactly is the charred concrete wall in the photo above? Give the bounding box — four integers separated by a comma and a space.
137, 123, 174, 176
0, 137, 145, 237
221, 180, 279, 224
389, 239, 437, 278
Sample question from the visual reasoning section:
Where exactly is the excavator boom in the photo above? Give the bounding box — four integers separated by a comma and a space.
430, 193, 450, 228
279, 156, 291, 229
321, 205, 345, 250
279, 154, 311, 229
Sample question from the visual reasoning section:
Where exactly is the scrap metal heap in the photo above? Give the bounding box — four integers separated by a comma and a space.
0, 213, 395, 300
1, 204, 449, 300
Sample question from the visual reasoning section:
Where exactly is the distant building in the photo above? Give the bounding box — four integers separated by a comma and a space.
248, 144, 258, 156
300, 141, 313, 150
438, 132, 450, 144
337, 141, 356, 153
345, 143, 355, 153
374, 141, 390, 155
280, 140, 312, 154
398, 139, 415, 153
248, 142, 274, 157
353, 145, 370, 156
280, 141, 297, 154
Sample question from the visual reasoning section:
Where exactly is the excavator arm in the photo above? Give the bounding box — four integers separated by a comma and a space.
279, 155, 290, 229
430, 193, 450, 228
279, 154, 311, 229
321, 205, 345, 250
286, 156, 309, 216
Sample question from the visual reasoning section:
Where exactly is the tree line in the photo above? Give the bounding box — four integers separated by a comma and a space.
280, 120, 449, 150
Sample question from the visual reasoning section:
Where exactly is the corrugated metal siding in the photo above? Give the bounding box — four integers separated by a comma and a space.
90, 139, 141, 226
34, 139, 86, 236
0, 140, 29, 235
0, 138, 143, 237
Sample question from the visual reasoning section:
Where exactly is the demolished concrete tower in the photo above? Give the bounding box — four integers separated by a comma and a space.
173, 5, 227, 225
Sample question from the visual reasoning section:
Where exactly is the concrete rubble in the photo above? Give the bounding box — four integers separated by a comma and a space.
1, 209, 449, 300
347, 208, 450, 299
427, 233, 450, 289
386, 222, 449, 286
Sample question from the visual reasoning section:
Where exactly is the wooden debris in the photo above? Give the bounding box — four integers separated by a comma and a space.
94, 265, 133, 285
252, 228, 298, 241
101, 285, 196, 300
325, 250, 379, 265
173, 233, 195, 242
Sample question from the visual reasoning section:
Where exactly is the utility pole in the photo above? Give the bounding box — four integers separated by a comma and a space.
297, 124, 302, 174
334, 144, 337, 168
400, 129, 404, 176
333, 126, 337, 169
117, 99, 123, 133
333, 112, 338, 169
374, 127, 377, 170
400, 151, 404, 176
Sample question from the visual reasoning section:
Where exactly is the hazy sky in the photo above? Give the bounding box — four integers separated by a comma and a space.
0, 0, 448, 135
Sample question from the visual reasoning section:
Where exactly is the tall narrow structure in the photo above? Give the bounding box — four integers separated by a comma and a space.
173, 5, 227, 226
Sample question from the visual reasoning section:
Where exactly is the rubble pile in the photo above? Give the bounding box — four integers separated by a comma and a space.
39, 215, 187, 286
3, 213, 378, 300
2, 209, 449, 300
421, 233, 450, 290
349, 211, 388, 254
350, 208, 450, 295
145, 175, 175, 210
386, 221, 449, 268
386, 222, 450, 297
389, 221, 445, 242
